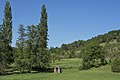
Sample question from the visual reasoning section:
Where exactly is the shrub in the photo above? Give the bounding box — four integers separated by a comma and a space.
80, 61, 91, 70
111, 57, 120, 72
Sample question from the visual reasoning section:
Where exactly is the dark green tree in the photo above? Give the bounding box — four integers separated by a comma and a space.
110, 43, 120, 72
15, 24, 26, 72
80, 41, 107, 70
111, 53, 120, 72
25, 25, 37, 70
2, 0, 12, 44
36, 5, 49, 70
0, 30, 6, 74
0, 1, 13, 73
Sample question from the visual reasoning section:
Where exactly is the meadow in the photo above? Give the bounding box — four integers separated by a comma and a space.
0, 59, 120, 80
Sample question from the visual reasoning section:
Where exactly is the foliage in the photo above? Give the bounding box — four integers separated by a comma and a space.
49, 47, 61, 63
53, 30, 120, 60
111, 53, 120, 72
36, 5, 49, 70
15, 24, 27, 71
13, 5, 50, 72
0, 0, 13, 74
25, 25, 37, 69
111, 58, 120, 72
80, 40, 107, 70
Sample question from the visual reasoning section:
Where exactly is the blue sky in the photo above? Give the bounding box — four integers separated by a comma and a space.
0, 0, 120, 47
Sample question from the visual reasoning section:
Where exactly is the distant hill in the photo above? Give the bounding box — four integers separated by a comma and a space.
49, 29, 120, 59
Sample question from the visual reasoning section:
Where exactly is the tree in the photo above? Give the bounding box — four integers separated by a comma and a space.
80, 40, 107, 70
0, 0, 13, 73
0, 30, 6, 74
111, 53, 120, 72
49, 47, 57, 63
49, 47, 61, 63
25, 25, 37, 70
36, 5, 49, 70
15, 24, 26, 72
2, 0, 12, 45
110, 43, 120, 73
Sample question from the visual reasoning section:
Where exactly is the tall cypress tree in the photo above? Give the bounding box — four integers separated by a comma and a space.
2, 0, 12, 45
1, 0, 13, 68
37, 4, 49, 70
0, 0, 13, 74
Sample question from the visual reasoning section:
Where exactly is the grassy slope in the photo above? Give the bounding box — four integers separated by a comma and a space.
0, 59, 120, 80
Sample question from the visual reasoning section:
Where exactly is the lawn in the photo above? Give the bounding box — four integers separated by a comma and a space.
0, 58, 120, 80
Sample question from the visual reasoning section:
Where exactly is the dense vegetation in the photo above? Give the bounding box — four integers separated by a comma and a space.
80, 41, 107, 69
0, 0, 120, 76
0, 1, 49, 74
15, 4, 50, 72
50, 30, 120, 71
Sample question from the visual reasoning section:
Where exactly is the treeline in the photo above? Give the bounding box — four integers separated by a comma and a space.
0, 1, 49, 74
50, 30, 120, 59
15, 5, 49, 72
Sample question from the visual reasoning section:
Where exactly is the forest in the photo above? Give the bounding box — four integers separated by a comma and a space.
0, 0, 120, 78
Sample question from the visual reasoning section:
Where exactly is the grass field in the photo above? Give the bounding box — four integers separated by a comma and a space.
0, 58, 120, 80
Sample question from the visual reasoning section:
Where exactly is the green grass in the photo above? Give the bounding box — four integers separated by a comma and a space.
0, 58, 120, 80
51, 58, 80, 68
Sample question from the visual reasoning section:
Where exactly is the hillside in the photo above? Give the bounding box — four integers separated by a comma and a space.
49, 29, 120, 60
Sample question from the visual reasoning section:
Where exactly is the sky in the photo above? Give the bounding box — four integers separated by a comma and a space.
0, 0, 120, 47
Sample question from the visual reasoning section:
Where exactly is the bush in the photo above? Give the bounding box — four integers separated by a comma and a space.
79, 61, 91, 70
111, 57, 120, 72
